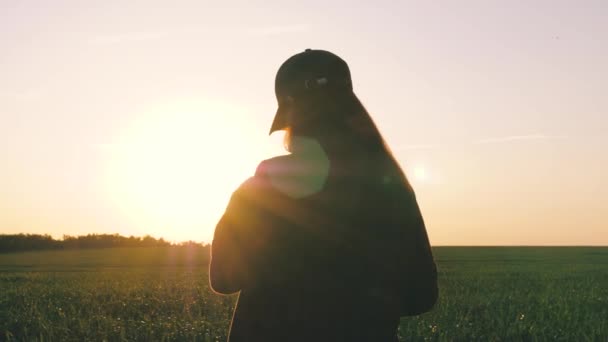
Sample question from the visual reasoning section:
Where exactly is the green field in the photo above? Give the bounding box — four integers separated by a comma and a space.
1, 247, 607, 341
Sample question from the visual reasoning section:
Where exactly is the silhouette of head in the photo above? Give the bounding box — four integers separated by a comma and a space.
268, 48, 413, 194
269, 49, 354, 135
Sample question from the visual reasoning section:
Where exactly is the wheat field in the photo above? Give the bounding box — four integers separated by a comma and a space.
1, 247, 606, 341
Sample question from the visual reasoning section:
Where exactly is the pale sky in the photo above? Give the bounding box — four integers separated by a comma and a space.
1, 0, 607, 245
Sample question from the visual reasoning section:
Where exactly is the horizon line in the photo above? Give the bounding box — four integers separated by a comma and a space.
2, 233, 606, 247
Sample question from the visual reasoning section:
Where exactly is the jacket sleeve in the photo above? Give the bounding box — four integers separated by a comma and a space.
397, 192, 438, 316
209, 179, 262, 294
209, 173, 276, 294
209, 187, 248, 294
368, 178, 438, 316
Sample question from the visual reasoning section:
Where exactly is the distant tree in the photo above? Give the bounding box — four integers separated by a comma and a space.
0, 234, 61, 253
0, 233, 201, 253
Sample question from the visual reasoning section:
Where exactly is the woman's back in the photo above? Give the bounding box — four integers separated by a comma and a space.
212, 144, 398, 341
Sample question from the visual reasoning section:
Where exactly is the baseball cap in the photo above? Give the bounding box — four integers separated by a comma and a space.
269, 49, 354, 135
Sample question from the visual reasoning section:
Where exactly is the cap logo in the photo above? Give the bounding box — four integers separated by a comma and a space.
304, 77, 328, 90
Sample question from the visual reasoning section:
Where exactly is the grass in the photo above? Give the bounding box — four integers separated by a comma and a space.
1, 247, 607, 341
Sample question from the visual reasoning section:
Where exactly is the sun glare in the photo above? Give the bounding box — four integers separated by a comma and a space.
103, 99, 280, 242
412, 165, 429, 183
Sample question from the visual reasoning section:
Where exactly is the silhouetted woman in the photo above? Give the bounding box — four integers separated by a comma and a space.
210, 49, 438, 341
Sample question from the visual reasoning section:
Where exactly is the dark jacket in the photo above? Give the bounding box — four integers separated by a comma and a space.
210, 140, 438, 341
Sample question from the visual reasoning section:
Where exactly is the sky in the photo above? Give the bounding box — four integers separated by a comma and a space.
1, 0, 607, 245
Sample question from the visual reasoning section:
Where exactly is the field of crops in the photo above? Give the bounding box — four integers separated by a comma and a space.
1, 247, 607, 341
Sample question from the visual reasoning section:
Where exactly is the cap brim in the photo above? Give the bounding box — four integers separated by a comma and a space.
269, 106, 287, 135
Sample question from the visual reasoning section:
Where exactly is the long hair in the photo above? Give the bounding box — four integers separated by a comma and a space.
283, 89, 412, 192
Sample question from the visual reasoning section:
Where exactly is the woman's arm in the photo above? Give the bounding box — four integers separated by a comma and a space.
209, 174, 277, 294
209, 188, 250, 294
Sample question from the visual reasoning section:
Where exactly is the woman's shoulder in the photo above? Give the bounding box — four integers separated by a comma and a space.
229, 156, 289, 198
251, 153, 330, 199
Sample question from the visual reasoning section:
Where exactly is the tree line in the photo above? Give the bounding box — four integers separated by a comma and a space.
0, 233, 208, 253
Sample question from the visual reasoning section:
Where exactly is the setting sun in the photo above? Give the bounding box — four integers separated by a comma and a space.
102, 99, 283, 242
